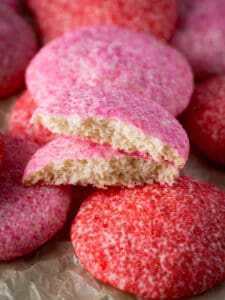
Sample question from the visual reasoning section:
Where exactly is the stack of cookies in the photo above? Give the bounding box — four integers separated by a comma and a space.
0, 1, 225, 300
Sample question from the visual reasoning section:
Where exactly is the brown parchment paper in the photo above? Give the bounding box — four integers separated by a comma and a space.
0, 97, 224, 300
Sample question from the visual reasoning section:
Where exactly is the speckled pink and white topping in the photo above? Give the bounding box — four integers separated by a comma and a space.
171, 0, 225, 79
8, 91, 57, 146
26, 25, 193, 116
0, 5, 37, 99
32, 87, 189, 167
26, 0, 177, 42
181, 76, 225, 166
0, 135, 71, 261
71, 175, 225, 299
24, 136, 130, 173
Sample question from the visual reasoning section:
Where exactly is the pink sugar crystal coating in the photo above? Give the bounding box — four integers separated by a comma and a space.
71, 175, 225, 299
171, 0, 225, 79
32, 87, 189, 167
26, 0, 177, 42
0, 135, 71, 261
26, 25, 193, 116
8, 91, 57, 146
1, 0, 20, 12
0, 5, 37, 99
24, 136, 129, 175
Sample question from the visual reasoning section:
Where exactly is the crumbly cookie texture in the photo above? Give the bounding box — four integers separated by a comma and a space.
26, 25, 193, 116
32, 87, 189, 168
71, 175, 225, 299
23, 136, 178, 188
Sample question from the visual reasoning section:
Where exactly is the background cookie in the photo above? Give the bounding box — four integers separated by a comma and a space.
23, 136, 178, 187
0, 5, 37, 99
181, 76, 225, 166
26, 0, 177, 42
32, 87, 190, 168
171, 0, 225, 79
8, 91, 56, 145
26, 26, 193, 116
0, 135, 71, 261
71, 175, 225, 299
1, 0, 20, 12
0, 134, 4, 168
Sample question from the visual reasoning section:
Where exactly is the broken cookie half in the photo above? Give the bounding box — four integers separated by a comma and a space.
23, 136, 179, 188
31, 87, 190, 168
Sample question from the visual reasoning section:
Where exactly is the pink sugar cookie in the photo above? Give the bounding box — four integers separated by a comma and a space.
32, 87, 190, 168
0, 134, 4, 168
171, 0, 225, 79
181, 76, 225, 166
26, 0, 177, 42
26, 25, 193, 116
1, 0, 20, 12
0, 135, 71, 261
0, 5, 37, 99
23, 136, 179, 188
8, 91, 56, 145
71, 175, 225, 299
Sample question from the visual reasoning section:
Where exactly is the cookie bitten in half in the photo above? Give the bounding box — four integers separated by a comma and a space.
23, 136, 179, 188
31, 87, 189, 169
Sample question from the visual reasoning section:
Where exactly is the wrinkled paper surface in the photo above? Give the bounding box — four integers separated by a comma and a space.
0, 97, 224, 300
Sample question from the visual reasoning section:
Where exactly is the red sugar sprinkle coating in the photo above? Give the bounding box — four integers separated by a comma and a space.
8, 91, 56, 146
0, 135, 71, 261
26, 0, 177, 43
0, 134, 4, 168
181, 76, 225, 166
71, 175, 225, 299
0, 5, 37, 99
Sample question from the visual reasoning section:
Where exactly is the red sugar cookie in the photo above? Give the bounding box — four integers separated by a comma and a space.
181, 76, 225, 166
0, 135, 71, 261
8, 91, 56, 145
26, 0, 177, 43
26, 26, 193, 116
71, 175, 225, 299
0, 5, 37, 99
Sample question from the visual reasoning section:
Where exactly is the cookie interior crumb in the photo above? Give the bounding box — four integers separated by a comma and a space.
23, 156, 178, 188
33, 115, 184, 168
